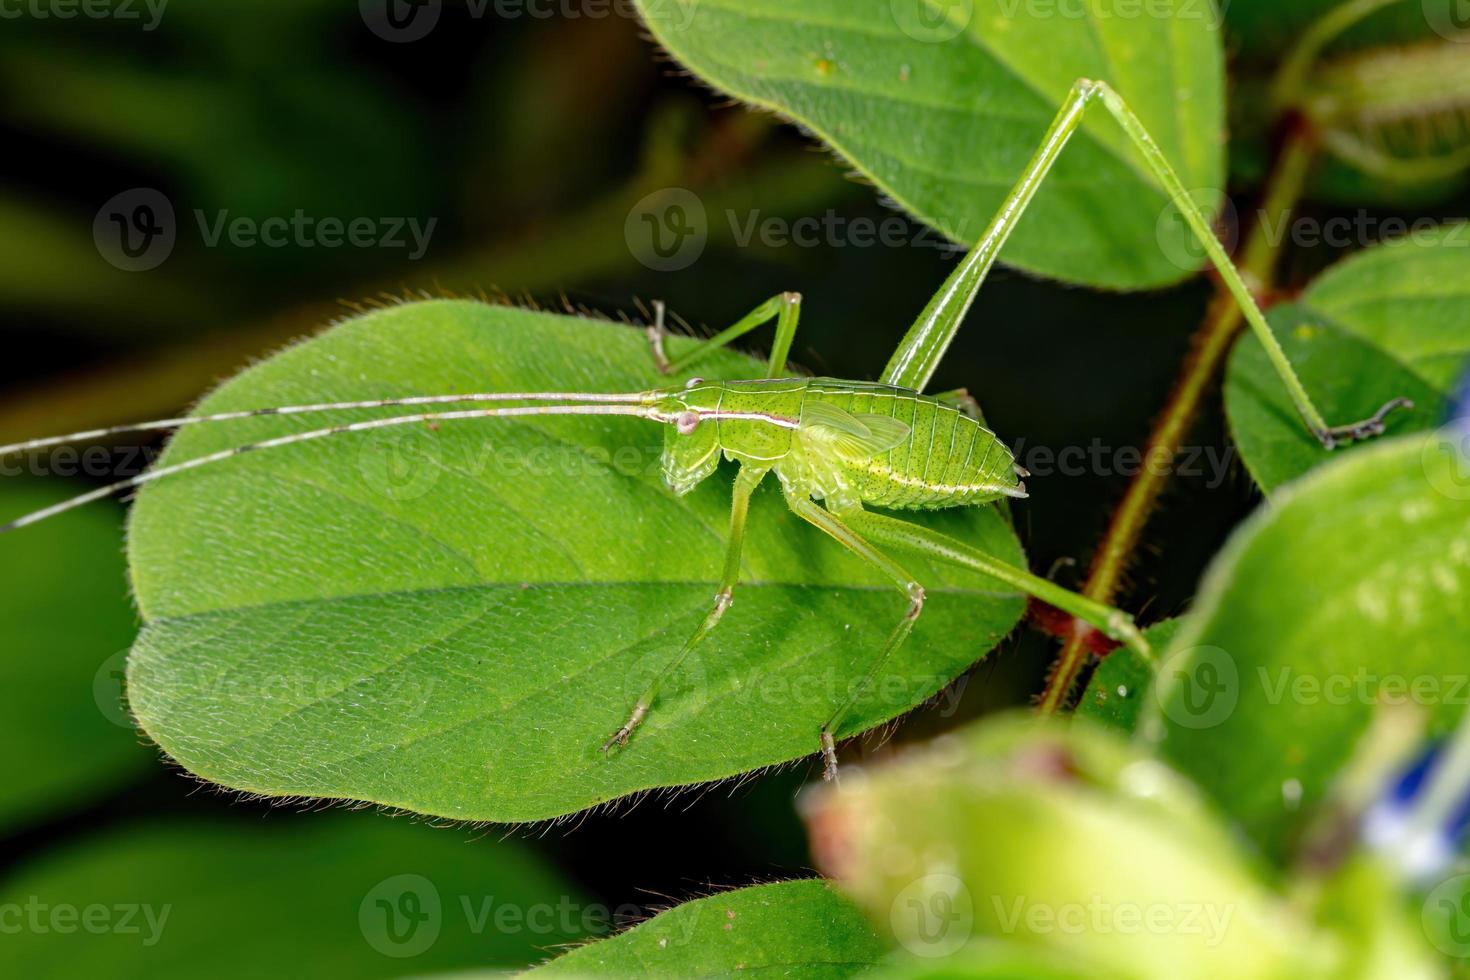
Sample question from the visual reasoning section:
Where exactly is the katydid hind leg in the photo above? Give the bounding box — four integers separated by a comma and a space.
781, 491, 925, 783
1084, 81, 1410, 447
881, 80, 1097, 392
880, 77, 1409, 447
601, 465, 768, 754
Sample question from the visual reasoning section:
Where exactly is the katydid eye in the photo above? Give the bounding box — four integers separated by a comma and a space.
676, 411, 701, 434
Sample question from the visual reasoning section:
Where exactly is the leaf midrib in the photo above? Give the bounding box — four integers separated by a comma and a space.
145, 575, 1023, 625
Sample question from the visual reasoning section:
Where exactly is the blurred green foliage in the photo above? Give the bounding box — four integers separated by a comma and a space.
2, 0, 1469, 975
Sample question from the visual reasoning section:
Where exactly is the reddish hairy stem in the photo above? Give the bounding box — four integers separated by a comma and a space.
1035, 125, 1318, 714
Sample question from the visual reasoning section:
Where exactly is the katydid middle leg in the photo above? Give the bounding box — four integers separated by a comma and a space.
781, 488, 926, 782
602, 464, 768, 753
932, 388, 984, 422
840, 507, 1151, 661
785, 489, 1149, 780
881, 78, 1410, 448
647, 292, 803, 379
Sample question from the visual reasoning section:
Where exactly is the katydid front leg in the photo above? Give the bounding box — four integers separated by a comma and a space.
882, 78, 1411, 449
602, 464, 768, 753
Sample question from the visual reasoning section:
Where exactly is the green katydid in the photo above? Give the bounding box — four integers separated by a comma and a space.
0, 80, 1410, 780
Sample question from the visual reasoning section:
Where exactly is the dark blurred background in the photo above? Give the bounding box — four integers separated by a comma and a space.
1, 1, 1466, 974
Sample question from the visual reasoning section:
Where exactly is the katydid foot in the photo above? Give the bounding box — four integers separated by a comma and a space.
1315, 397, 1415, 450
600, 702, 649, 755
820, 730, 840, 784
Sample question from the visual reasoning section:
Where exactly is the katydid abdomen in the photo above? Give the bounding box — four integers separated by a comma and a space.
666, 377, 1026, 513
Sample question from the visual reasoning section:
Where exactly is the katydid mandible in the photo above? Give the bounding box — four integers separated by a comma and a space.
0, 80, 1409, 780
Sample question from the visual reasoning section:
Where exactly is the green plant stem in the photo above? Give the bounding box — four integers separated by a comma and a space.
1037, 125, 1318, 715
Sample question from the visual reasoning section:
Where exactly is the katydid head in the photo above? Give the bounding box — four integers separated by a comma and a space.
652, 378, 725, 496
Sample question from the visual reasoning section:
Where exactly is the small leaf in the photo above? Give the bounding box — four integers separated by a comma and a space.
526, 880, 883, 977
1226, 223, 1469, 491
1076, 619, 1182, 734
0, 814, 584, 977
0, 482, 148, 832
1142, 434, 1470, 860
1225, 0, 1462, 57
635, 0, 1224, 289
804, 714, 1333, 977
126, 300, 1027, 822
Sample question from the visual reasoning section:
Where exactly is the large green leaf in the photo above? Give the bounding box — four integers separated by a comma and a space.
1142, 434, 1470, 860
635, 0, 1224, 290
0, 814, 583, 977
126, 300, 1026, 822
0, 482, 148, 832
526, 880, 883, 976
1225, 223, 1469, 491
